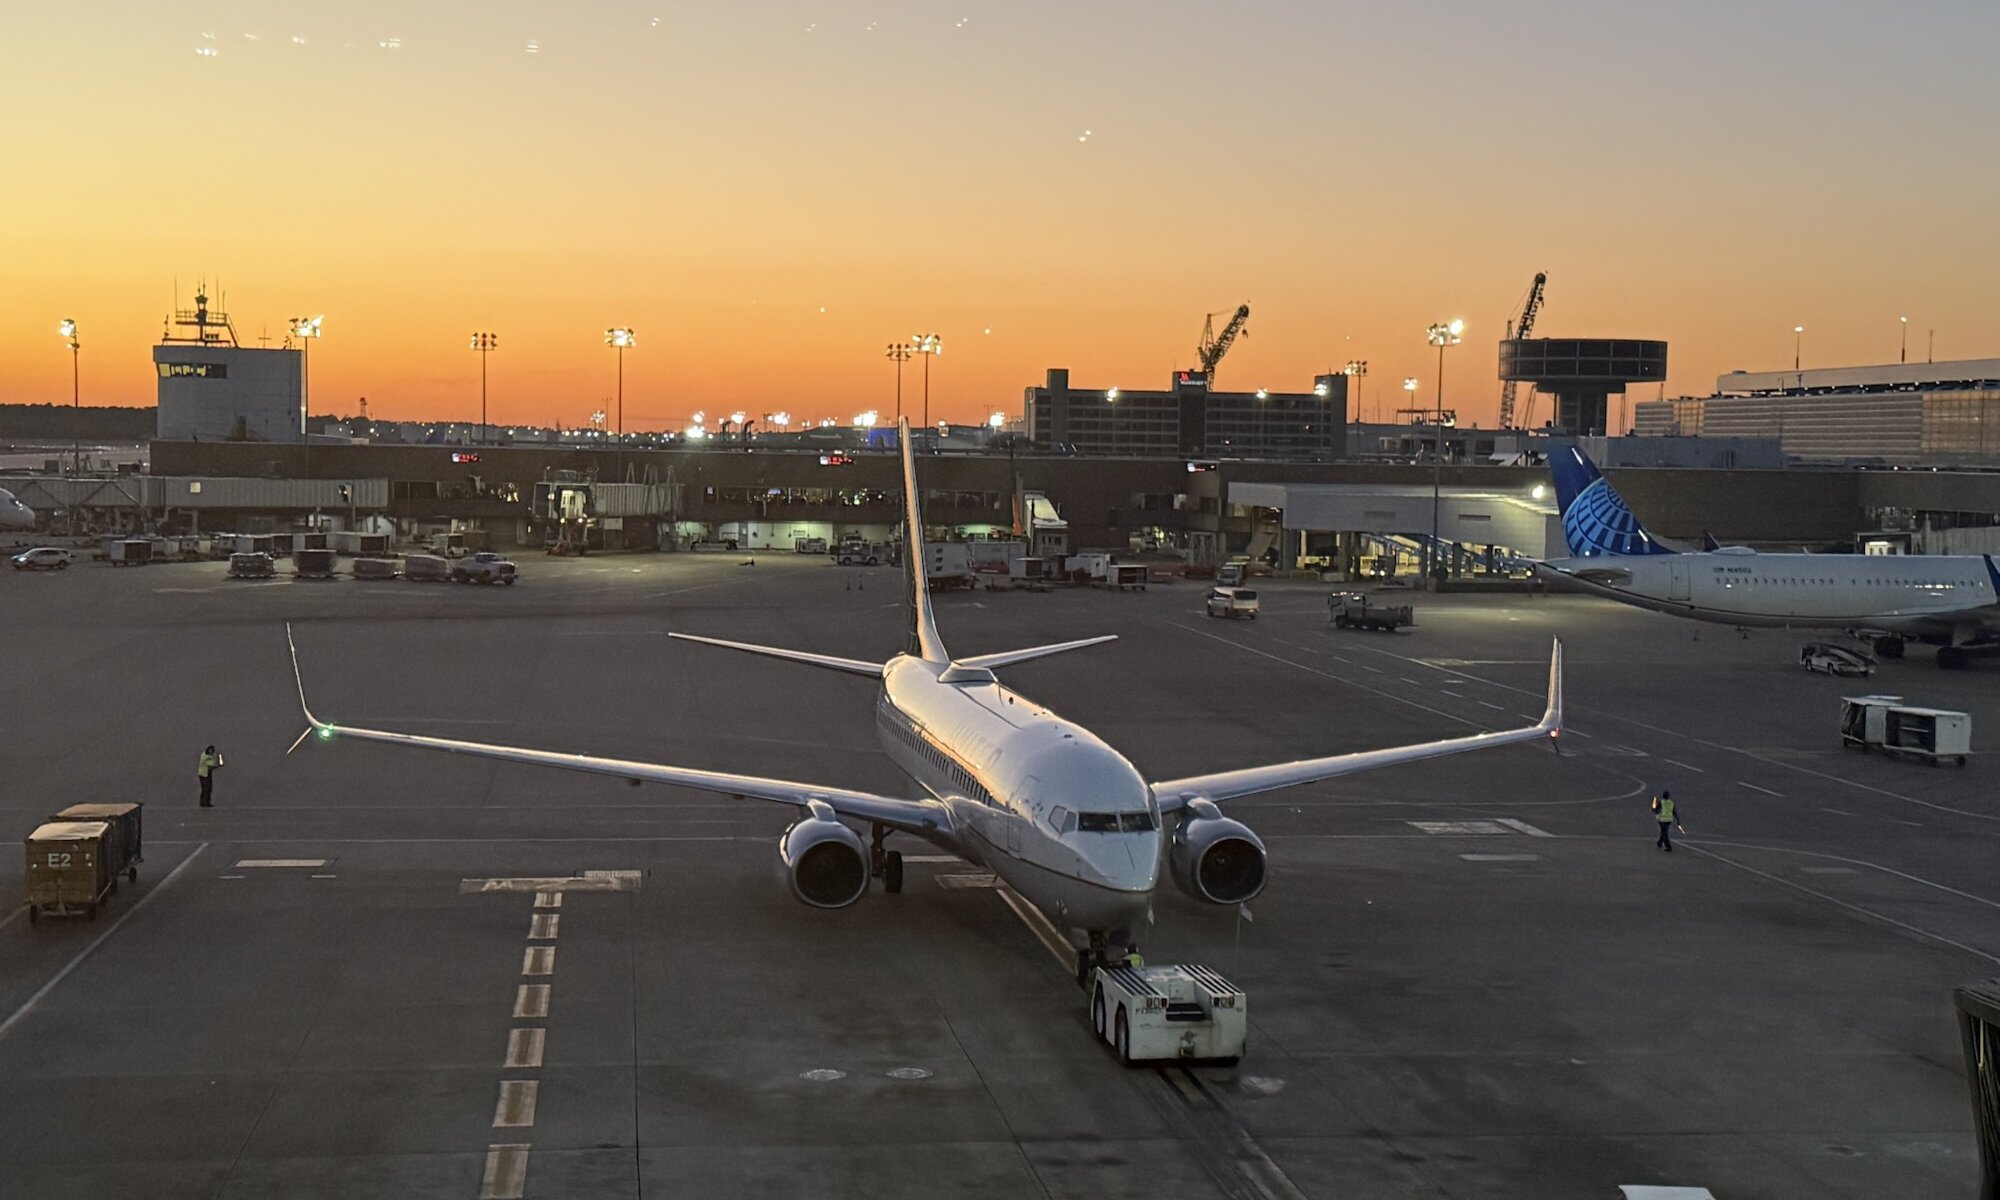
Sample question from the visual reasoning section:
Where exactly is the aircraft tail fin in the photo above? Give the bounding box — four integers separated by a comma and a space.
898, 418, 950, 663
1549, 444, 1676, 558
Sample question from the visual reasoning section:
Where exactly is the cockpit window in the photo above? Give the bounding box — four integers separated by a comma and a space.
1076, 811, 1156, 833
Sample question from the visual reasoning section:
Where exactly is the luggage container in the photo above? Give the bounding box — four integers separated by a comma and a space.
47, 802, 143, 884
329, 531, 391, 557
1090, 963, 1246, 1066
108, 539, 153, 567
403, 553, 450, 582
351, 557, 400, 580
291, 531, 329, 554
1840, 695, 1970, 766
294, 548, 337, 578
1102, 563, 1148, 591
228, 552, 276, 579
25, 821, 116, 923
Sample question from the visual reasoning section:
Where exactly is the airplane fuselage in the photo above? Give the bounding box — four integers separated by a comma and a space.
874, 656, 1159, 936
1539, 550, 2000, 636
0, 489, 33, 531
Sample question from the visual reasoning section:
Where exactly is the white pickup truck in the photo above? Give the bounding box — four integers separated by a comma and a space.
450, 551, 518, 585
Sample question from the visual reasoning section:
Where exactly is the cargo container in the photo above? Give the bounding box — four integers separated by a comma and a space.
108, 539, 153, 566
351, 557, 400, 580
294, 548, 337, 578
329, 531, 391, 557
25, 821, 116, 923
228, 552, 276, 579
403, 554, 450, 582
47, 803, 142, 884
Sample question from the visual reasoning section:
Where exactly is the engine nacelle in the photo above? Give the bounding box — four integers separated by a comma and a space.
779, 809, 870, 909
1169, 801, 1267, 905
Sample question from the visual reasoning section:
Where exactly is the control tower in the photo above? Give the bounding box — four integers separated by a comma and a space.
1498, 338, 1667, 434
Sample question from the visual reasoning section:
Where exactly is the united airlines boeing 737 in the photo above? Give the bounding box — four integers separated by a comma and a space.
289, 419, 1563, 973
1537, 445, 2000, 667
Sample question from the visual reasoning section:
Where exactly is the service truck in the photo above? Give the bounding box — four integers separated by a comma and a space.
923, 543, 977, 591
1329, 592, 1415, 632
1090, 963, 1247, 1066
451, 551, 518, 585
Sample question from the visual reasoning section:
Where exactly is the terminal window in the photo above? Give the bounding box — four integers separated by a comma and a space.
157, 362, 228, 379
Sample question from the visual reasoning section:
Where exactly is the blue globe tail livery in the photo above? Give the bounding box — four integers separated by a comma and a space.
1549, 445, 1676, 558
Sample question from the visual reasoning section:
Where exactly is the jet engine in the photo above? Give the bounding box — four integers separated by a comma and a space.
779, 802, 870, 909
1169, 799, 1267, 905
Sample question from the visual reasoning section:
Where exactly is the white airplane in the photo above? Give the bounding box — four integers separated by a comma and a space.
1536, 444, 2000, 668
289, 418, 1564, 973
0, 488, 35, 530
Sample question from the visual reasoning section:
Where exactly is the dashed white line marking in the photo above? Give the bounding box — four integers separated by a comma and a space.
1665, 759, 1706, 773
219, 875, 246, 880
1822, 808, 1856, 816
1566, 730, 1592, 739
310, 874, 337, 879
505, 1028, 546, 1069
513, 985, 550, 1019
533, 892, 563, 909
1738, 782, 1783, 797
901, 854, 963, 864
1400, 677, 1424, 686
234, 859, 328, 868
479, 1144, 531, 1200
522, 947, 555, 976
1461, 853, 1542, 862
528, 914, 559, 940
493, 1080, 539, 1128
1799, 867, 1859, 875
1359, 664, 1384, 673
1479, 701, 1504, 710
1494, 818, 1554, 838
937, 873, 999, 889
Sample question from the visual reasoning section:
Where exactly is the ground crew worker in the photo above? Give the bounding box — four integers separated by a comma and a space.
198, 745, 223, 808
1651, 789, 1683, 851
1122, 948, 1145, 969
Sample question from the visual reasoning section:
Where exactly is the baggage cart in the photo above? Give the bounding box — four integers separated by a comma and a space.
48, 802, 143, 883
1090, 963, 1247, 1066
351, 557, 400, 580
403, 554, 451, 582
228, 552, 275, 579
294, 548, 337, 578
1840, 695, 1970, 766
25, 821, 117, 923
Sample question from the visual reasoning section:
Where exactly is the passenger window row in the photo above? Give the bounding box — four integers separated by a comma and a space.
887, 711, 995, 806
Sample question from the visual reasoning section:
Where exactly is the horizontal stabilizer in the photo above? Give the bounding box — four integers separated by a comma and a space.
666, 632, 885, 678
957, 635, 1117, 671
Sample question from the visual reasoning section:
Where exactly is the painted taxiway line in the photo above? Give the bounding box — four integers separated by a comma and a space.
529, 913, 560, 940
995, 887, 1075, 972
514, 985, 551, 1019
1737, 782, 1783, 797
478, 1144, 531, 1200
1685, 843, 2000, 968
1493, 818, 1554, 838
492, 1080, 539, 1128
523, 946, 556, 976
0, 844, 208, 1044
505, 1028, 546, 1069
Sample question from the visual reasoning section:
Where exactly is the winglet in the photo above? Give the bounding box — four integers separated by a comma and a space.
1538, 637, 1564, 740
284, 623, 336, 749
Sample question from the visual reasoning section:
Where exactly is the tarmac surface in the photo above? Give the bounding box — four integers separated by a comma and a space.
1, 550, 1994, 1199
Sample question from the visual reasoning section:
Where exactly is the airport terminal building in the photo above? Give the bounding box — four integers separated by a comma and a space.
1633, 358, 2000, 465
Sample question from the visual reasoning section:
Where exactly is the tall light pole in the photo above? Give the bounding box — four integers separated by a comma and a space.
1344, 360, 1367, 426
470, 332, 498, 444
58, 319, 80, 478
885, 343, 913, 422
1426, 320, 1463, 590
912, 333, 942, 440
1899, 316, 1908, 364
1793, 325, 1804, 372
290, 315, 323, 513
1401, 376, 1417, 428
605, 328, 635, 438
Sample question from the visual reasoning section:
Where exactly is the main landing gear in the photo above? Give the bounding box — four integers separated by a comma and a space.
869, 824, 904, 895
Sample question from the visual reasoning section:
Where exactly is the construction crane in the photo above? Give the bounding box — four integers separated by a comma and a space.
1498, 272, 1547, 429
1197, 304, 1251, 387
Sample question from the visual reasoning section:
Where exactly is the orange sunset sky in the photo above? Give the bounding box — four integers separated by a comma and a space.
2, 1, 1995, 432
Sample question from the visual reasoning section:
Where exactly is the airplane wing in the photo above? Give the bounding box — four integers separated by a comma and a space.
666, 632, 886, 678
957, 635, 1118, 670
1150, 638, 1562, 809
286, 626, 948, 838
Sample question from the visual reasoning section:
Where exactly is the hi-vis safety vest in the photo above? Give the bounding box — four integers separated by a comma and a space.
1655, 797, 1675, 823
198, 752, 220, 778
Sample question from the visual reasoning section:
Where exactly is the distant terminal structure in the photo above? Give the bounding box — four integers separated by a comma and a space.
153, 286, 304, 443
1633, 357, 2000, 465
1498, 338, 1668, 435
1024, 368, 1347, 459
